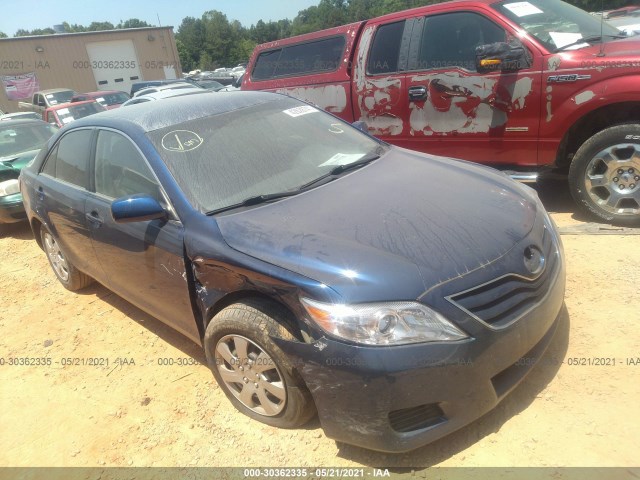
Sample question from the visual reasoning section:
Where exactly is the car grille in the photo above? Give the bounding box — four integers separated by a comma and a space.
447, 226, 559, 329
388, 403, 446, 433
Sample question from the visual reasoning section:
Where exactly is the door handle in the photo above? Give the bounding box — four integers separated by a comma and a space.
37, 186, 45, 201
86, 211, 103, 228
408, 86, 428, 102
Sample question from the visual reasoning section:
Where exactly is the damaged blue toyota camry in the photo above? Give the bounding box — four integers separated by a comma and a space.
20, 92, 565, 452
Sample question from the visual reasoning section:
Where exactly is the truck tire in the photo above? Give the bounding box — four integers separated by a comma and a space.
569, 124, 640, 227
203, 299, 316, 428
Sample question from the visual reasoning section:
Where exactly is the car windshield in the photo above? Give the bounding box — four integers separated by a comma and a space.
97, 92, 130, 106
492, 0, 622, 51
45, 90, 75, 105
147, 97, 384, 213
0, 123, 58, 159
56, 102, 105, 125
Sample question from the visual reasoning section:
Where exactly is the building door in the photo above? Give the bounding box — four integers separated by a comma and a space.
86, 40, 143, 95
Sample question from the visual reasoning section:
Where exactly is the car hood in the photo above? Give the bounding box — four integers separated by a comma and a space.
216, 148, 537, 303
0, 148, 40, 175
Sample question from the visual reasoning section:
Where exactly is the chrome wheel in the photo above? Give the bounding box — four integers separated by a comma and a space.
43, 232, 70, 283
584, 143, 640, 216
214, 334, 286, 416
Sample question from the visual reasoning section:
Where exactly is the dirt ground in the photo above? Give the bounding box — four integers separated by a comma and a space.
0, 179, 638, 470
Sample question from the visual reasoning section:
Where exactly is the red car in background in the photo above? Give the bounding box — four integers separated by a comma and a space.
43, 100, 106, 128
71, 90, 130, 110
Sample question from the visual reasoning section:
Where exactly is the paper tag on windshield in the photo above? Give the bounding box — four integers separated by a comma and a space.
318, 153, 365, 167
283, 105, 317, 117
61, 117, 74, 124
57, 108, 69, 115
549, 32, 586, 49
503, 2, 543, 17
96, 97, 105, 103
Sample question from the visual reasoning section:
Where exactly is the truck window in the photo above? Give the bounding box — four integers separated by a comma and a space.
368, 21, 405, 75
35, 95, 46, 107
416, 12, 506, 72
251, 36, 346, 80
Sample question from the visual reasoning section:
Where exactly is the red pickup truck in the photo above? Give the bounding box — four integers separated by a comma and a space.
243, 0, 640, 226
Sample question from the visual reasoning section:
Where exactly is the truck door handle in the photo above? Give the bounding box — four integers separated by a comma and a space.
408, 86, 428, 102
86, 211, 103, 228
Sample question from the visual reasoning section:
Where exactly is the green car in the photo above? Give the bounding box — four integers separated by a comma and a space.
0, 119, 58, 223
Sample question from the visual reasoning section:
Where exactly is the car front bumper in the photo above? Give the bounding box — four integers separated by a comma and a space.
275, 250, 565, 453
0, 193, 26, 223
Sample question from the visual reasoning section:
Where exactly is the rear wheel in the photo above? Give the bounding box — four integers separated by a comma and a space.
569, 124, 640, 226
41, 226, 93, 291
204, 299, 316, 428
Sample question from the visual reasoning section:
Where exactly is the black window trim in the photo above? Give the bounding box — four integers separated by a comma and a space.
250, 34, 347, 82
365, 19, 414, 77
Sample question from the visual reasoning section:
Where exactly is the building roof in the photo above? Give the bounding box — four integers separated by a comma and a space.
0, 26, 174, 42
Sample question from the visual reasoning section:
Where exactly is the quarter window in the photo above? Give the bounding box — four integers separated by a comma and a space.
416, 12, 506, 71
94, 130, 160, 200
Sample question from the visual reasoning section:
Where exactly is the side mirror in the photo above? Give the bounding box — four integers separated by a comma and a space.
233, 73, 244, 89
475, 41, 530, 73
111, 194, 167, 223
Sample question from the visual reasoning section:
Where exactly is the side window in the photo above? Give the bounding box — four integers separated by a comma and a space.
43, 130, 92, 188
417, 12, 506, 72
368, 21, 405, 75
35, 94, 45, 107
251, 37, 345, 80
94, 130, 160, 200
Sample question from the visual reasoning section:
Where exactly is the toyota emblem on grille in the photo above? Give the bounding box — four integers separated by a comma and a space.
524, 246, 545, 275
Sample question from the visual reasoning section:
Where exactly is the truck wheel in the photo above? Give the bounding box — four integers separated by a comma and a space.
569, 124, 640, 227
41, 226, 93, 291
203, 299, 316, 428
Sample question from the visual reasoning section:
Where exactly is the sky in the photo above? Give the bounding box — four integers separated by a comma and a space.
0, 0, 320, 36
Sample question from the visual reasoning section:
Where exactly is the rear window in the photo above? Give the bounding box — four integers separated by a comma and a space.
251, 36, 346, 81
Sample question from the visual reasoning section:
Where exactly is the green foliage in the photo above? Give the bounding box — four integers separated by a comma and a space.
0, 31, 7, 38
117, 18, 152, 29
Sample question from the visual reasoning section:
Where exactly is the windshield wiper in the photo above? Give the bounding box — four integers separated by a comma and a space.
207, 191, 301, 215
556, 33, 627, 52
207, 147, 385, 215
298, 149, 384, 191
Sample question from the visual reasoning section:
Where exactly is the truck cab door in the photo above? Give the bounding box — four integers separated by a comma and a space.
403, 10, 542, 167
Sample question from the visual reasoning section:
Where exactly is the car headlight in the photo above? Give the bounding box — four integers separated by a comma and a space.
0, 179, 19, 197
300, 298, 469, 346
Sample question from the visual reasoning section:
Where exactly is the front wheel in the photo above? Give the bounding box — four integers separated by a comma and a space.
569, 124, 640, 227
203, 299, 316, 428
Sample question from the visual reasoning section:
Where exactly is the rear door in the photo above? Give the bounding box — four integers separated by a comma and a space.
36, 128, 103, 279
85, 129, 197, 342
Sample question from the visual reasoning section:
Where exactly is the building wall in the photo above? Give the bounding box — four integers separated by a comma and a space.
0, 27, 181, 113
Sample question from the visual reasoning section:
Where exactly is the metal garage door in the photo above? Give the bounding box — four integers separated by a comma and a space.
85, 40, 142, 95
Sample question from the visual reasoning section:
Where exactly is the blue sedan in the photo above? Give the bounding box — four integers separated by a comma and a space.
20, 92, 565, 452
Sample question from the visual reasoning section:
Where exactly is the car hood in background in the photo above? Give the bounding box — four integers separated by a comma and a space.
0, 148, 41, 175
216, 148, 537, 302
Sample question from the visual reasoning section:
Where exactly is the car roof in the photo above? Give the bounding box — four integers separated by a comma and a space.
137, 88, 205, 100
77, 90, 126, 96
38, 88, 75, 94
46, 100, 98, 110
0, 118, 50, 127
70, 91, 286, 134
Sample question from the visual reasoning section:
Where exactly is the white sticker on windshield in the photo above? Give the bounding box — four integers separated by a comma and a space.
318, 153, 365, 167
283, 105, 317, 118
49, 100, 58, 105
45, 94, 54, 99
549, 32, 587, 49
503, 2, 543, 17
61, 117, 74, 124
96, 97, 105, 103
57, 108, 70, 115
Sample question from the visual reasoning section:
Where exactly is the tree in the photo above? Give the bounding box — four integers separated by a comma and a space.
0, 31, 7, 38
87, 21, 115, 31
117, 18, 152, 29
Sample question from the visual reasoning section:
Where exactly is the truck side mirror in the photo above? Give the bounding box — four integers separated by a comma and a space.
475, 41, 531, 73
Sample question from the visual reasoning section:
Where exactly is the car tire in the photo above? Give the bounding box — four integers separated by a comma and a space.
204, 299, 316, 428
40, 226, 93, 291
569, 123, 640, 227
